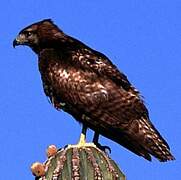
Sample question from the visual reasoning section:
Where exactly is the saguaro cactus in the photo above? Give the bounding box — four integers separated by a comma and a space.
31, 144, 125, 180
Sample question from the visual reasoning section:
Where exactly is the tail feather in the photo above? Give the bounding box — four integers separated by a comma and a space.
137, 117, 175, 161
114, 117, 175, 162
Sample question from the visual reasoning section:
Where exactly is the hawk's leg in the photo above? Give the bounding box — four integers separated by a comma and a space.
93, 132, 111, 153
67, 124, 96, 149
77, 124, 87, 146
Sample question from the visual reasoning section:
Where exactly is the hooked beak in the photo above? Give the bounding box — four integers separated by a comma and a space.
13, 34, 27, 48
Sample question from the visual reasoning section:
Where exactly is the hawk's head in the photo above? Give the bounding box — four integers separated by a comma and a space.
13, 19, 66, 53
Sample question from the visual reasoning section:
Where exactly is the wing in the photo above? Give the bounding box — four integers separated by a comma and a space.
65, 37, 140, 96
77, 79, 173, 161
70, 46, 174, 161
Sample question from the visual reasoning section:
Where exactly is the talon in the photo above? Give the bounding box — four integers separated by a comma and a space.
95, 142, 111, 154
93, 132, 111, 154
63, 144, 68, 149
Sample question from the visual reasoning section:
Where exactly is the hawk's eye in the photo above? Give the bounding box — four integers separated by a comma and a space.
25, 31, 33, 37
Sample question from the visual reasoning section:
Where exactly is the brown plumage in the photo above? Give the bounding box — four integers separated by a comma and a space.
13, 19, 175, 161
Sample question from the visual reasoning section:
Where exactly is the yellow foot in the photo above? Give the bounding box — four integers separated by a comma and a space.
67, 133, 96, 149
78, 132, 86, 146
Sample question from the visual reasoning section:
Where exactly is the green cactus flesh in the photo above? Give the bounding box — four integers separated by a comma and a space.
36, 145, 125, 180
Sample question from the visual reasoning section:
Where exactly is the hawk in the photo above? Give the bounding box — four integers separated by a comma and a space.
13, 19, 175, 162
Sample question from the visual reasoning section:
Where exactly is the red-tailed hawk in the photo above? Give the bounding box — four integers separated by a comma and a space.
13, 19, 175, 161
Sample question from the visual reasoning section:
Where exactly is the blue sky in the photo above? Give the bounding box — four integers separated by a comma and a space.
1, 0, 180, 179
